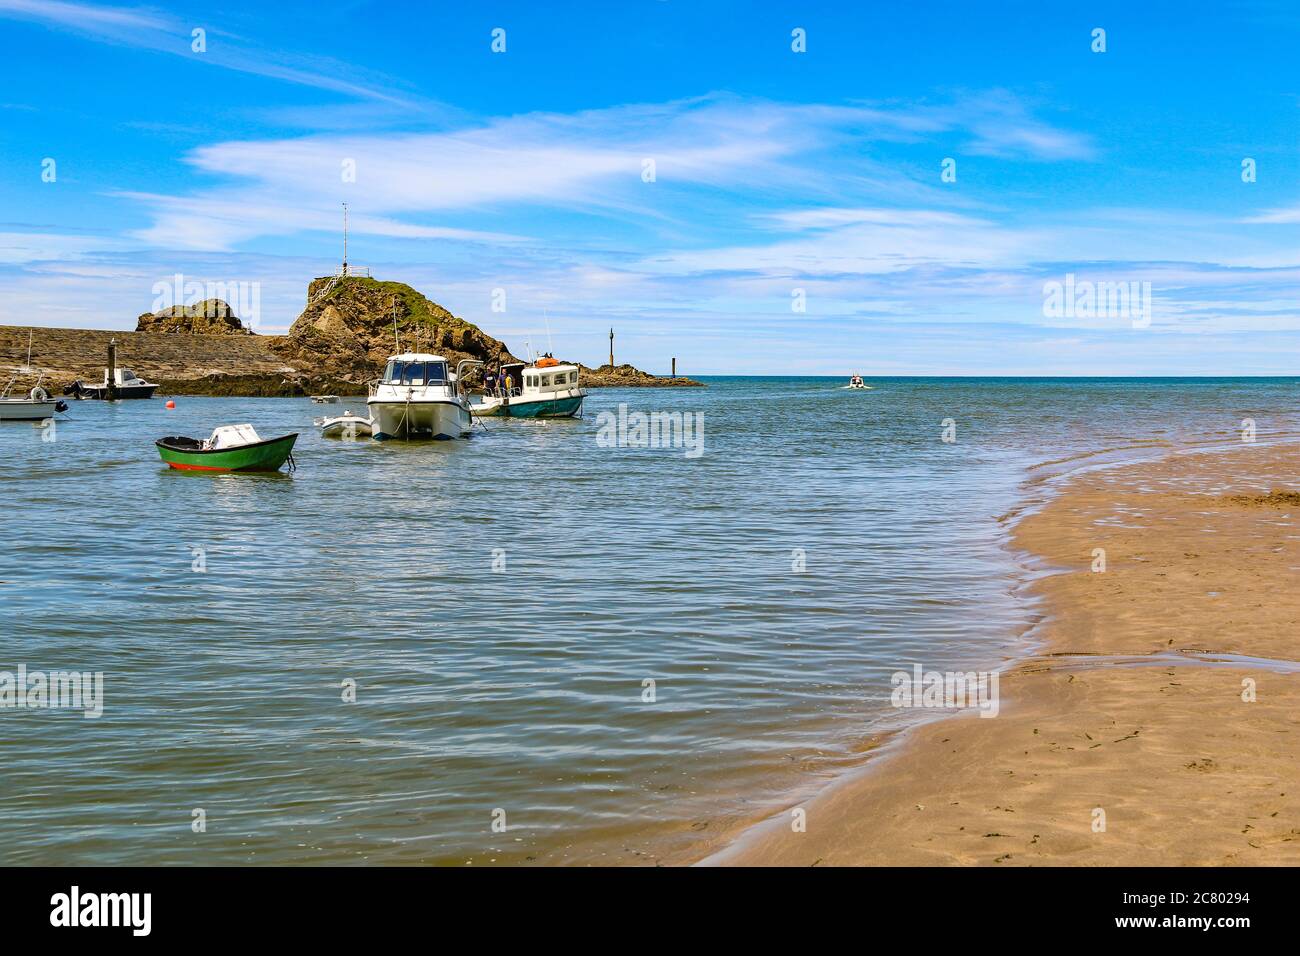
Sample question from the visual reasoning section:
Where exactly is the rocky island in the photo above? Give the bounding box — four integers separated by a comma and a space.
0, 275, 703, 395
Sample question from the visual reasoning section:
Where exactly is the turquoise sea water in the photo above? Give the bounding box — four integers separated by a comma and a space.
1, 377, 1296, 864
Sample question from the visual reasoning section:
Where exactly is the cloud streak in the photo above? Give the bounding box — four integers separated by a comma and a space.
0, 0, 416, 103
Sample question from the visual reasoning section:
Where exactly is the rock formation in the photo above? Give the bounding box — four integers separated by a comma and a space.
278, 276, 517, 382
135, 299, 251, 335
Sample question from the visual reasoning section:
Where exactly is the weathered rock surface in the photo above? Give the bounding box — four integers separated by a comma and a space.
135, 299, 251, 335
275, 276, 519, 385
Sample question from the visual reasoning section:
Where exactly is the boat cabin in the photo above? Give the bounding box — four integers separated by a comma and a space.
103, 367, 154, 387
488, 361, 581, 396
522, 364, 580, 393
379, 353, 450, 388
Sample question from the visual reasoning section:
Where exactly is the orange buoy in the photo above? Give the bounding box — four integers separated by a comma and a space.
165, 400, 176, 409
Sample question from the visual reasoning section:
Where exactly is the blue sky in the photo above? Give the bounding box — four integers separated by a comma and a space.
2, 0, 1298, 374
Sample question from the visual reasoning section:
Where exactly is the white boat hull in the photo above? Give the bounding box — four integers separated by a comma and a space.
317, 414, 374, 439
0, 400, 61, 421
367, 399, 471, 440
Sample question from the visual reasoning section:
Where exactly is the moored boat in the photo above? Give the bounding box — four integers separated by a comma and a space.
471, 360, 586, 418
156, 424, 298, 472
1, 371, 68, 421
315, 411, 373, 439
366, 353, 473, 440
68, 366, 159, 400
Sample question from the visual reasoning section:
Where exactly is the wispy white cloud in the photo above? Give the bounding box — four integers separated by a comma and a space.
0, 0, 416, 103
115, 93, 1095, 251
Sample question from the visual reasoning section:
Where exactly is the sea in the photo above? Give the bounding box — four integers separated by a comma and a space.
2, 377, 1296, 864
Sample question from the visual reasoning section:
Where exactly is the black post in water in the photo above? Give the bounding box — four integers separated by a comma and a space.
107, 338, 117, 401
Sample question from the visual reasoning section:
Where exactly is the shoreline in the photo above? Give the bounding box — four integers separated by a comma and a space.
696, 438, 1300, 866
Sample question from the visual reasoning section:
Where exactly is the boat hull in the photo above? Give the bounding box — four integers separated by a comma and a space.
472, 394, 584, 419
74, 384, 158, 400
0, 400, 62, 421
367, 399, 471, 439
156, 433, 298, 472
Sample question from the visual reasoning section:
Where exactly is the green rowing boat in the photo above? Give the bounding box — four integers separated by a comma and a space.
156, 424, 298, 472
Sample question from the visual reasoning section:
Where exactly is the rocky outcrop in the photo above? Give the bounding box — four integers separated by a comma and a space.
278, 276, 517, 383
3, 274, 702, 396
578, 363, 705, 387
135, 299, 251, 335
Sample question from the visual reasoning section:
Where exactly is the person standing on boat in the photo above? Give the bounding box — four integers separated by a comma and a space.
504, 372, 514, 396
484, 369, 496, 395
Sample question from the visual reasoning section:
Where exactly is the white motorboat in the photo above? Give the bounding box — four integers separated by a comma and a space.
69, 366, 159, 400
315, 410, 374, 439
366, 353, 473, 440
847, 374, 870, 390
0, 371, 67, 421
470, 359, 586, 418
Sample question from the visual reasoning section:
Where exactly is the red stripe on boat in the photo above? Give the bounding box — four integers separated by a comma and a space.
166, 461, 235, 471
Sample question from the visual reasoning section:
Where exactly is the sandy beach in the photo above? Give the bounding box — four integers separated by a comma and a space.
706, 440, 1300, 866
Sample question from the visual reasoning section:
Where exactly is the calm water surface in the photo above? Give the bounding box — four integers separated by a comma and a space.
1, 377, 1296, 863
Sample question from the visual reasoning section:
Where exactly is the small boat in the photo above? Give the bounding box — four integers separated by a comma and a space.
315, 411, 373, 439
68, 366, 159, 400
310, 394, 340, 404
367, 353, 473, 440
156, 424, 298, 472
847, 374, 870, 390
1, 371, 68, 421
471, 360, 586, 418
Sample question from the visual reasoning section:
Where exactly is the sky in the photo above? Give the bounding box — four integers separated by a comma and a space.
1, 0, 1298, 375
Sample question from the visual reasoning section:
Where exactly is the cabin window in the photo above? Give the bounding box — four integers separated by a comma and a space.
541, 375, 551, 386
384, 360, 402, 382
426, 363, 447, 383
401, 362, 427, 384
556, 372, 568, 384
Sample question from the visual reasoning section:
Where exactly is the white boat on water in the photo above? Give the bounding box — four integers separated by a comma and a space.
366, 353, 473, 440
0, 371, 68, 421
315, 410, 374, 439
847, 374, 870, 389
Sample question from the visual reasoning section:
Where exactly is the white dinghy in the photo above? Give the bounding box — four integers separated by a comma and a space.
315, 410, 374, 439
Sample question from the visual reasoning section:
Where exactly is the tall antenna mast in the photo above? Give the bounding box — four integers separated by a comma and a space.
543, 307, 553, 356
342, 202, 349, 277
391, 295, 400, 353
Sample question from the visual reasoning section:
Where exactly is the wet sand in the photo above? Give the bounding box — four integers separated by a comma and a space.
705, 441, 1300, 866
